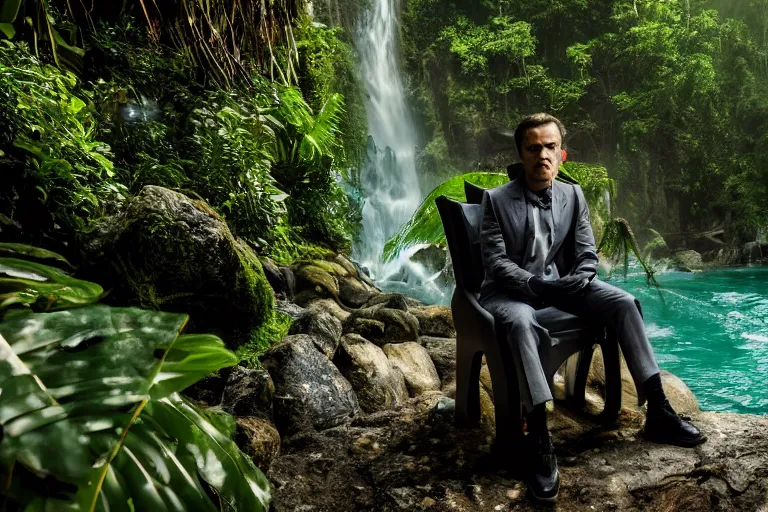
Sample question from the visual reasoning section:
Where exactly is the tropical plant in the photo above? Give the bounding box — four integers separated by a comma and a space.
382, 164, 655, 282
0, 243, 271, 511
0, 40, 126, 241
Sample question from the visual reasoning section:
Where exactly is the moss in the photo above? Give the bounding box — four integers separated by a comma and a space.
309, 259, 349, 277
236, 310, 294, 368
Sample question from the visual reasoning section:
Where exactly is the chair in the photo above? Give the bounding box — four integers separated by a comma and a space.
435, 182, 622, 454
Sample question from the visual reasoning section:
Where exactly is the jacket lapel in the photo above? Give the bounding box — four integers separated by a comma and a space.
502, 177, 527, 245
546, 180, 570, 264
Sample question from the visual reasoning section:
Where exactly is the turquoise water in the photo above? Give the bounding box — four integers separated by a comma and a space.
609, 266, 768, 415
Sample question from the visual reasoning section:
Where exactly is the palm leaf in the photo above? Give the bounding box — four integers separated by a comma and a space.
0, 252, 270, 511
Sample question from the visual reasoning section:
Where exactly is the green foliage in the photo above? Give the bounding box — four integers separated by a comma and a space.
598, 218, 658, 285
382, 171, 509, 262
0, 245, 270, 511
401, 0, 768, 243
0, 41, 126, 240
236, 310, 294, 368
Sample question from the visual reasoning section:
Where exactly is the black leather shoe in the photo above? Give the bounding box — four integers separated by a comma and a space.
525, 431, 559, 503
644, 401, 707, 447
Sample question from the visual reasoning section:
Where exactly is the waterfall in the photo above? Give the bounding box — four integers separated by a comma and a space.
352, 0, 423, 283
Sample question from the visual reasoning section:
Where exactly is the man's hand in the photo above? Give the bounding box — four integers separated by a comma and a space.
528, 273, 591, 301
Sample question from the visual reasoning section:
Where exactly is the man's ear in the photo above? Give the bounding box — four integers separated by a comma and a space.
561, 149, 568, 162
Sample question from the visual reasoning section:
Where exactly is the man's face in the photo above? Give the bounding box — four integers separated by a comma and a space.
520, 122, 563, 191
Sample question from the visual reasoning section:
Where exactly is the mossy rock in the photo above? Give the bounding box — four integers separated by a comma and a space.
346, 305, 420, 344
310, 259, 350, 277
80, 185, 273, 349
294, 264, 340, 298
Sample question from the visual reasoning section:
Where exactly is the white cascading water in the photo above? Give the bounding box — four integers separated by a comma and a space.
352, 0, 449, 302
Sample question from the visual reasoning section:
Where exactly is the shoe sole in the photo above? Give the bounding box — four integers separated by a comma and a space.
529, 490, 558, 504
643, 432, 708, 448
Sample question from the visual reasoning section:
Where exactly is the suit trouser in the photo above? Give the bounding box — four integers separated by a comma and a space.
479, 279, 660, 413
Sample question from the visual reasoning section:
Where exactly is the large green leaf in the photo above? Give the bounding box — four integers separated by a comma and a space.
382, 171, 508, 262
0, 304, 265, 511
382, 163, 618, 263
0, 257, 103, 311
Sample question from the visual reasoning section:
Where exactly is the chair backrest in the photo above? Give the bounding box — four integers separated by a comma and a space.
464, 181, 486, 205
436, 195, 485, 293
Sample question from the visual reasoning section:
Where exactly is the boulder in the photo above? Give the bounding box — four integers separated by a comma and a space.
275, 299, 305, 320
420, 336, 456, 386
334, 334, 409, 413
261, 334, 360, 435
182, 372, 227, 407
221, 366, 275, 420
260, 257, 286, 297
588, 349, 700, 414
344, 317, 386, 340
294, 264, 339, 298
338, 277, 377, 308
80, 185, 273, 348
411, 306, 455, 338
672, 249, 703, 271
305, 298, 351, 322
410, 244, 447, 273
333, 254, 360, 278
345, 305, 420, 345
280, 266, 296, 301
234, 417, 281, 471
287, 310, 343, 359
382, 342, 441, 396
365, 292, 422, 310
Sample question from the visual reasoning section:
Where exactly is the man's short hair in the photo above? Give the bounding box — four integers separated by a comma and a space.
514, 113, 567, 156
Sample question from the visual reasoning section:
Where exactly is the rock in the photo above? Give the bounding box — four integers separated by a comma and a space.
333, 254, 360, 278
280, 266, 296, 301
672, 249, 703, 271
364, 292, 410, 311
80, 185, 273, 348
411, 306, 455, 338
305, 298, 351, 322
287, 310, 342, 359
269, 403, 768, 512
261, 334, 360, 435
346, 305, 420, 344
221, 366, 275, 420
234, 417, 281, 471
588, 349, 700, 414
274, 299, 305, 320
294, 264, 339, 298
741, 241, 763, 263
344, 317, 386, 340
659, 370, 700, 415
182, 372, 227, 406
410, 244, 447, 273
338, 277, 377, 308
382, 342, 441, 396
643, 236, 671, 260
309, 259, 350, 277
420, 336, 456, 386
716, 246, 741, 266
260, 257, 285, 297
334, 334, 409, 413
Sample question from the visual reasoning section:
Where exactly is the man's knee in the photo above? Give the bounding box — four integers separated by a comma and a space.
502, 306, 538, 336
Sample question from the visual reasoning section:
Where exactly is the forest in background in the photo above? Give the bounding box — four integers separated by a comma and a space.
0, 0, 368, 265
398, 0, 768, 246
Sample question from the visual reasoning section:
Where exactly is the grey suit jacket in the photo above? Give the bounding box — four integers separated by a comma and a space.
479, 175, 598, 301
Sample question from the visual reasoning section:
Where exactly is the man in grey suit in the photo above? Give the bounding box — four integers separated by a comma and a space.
479, 113, 705, 503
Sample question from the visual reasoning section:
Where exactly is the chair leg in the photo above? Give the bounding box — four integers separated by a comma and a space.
485, 351, 523, 455
455, 340, 483, 427
598, 333, 622, 423
566, 342, 596, 410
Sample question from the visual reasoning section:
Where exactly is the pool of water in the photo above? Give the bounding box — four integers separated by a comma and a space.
608, 265, 768, 414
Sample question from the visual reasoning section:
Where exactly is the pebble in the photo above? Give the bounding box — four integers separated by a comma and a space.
507, 489, 521, 500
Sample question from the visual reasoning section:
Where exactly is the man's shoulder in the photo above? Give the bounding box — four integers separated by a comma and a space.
485, 180, 521, 201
